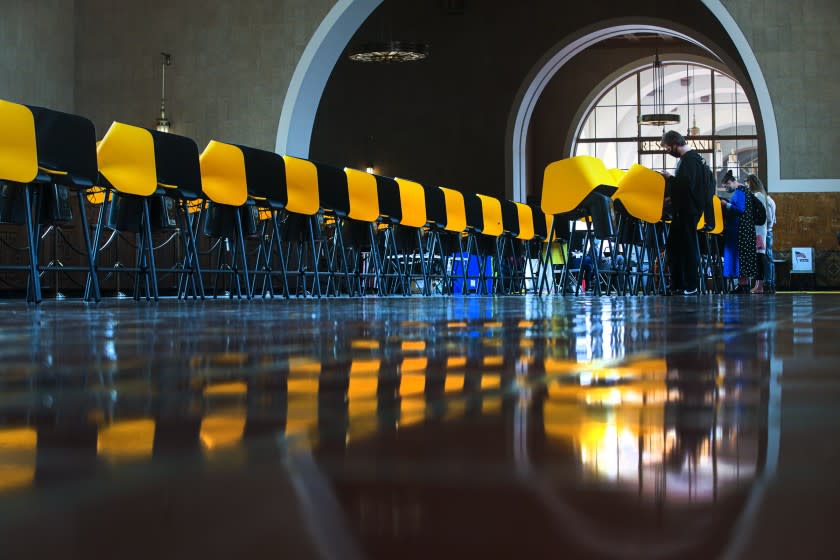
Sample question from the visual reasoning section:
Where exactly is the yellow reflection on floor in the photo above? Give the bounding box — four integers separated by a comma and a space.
483, 356, 503, 368
444, 399, 466, 421
444, 374, 464, 393
544, 358, 580, 375
200, 413, 247, 450
482, 395, 502, 415
98, 419, 155, 462
399, 373, 426, 398
446, 356, 466, 370
401, 340, 426, 352
286, 357, 321, 438
205, 381, 248, 396
480, 374, 501, 390
400, 396, 426, 428
401, 357, 428, 373
347, 360, 380, 442
399, 374, 427, 428
0, 427, 36, 493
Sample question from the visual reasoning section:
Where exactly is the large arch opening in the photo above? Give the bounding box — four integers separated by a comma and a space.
506, 20, 770, 202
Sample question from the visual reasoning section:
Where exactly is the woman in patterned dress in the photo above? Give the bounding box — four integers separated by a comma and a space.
748, 174, 769, 293
720, 171, 757, 293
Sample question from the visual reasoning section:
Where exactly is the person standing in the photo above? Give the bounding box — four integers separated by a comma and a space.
762, 181, 777, 293
660, 130, 705, 295
748, 174, 769, 293
720, 170, 757, 292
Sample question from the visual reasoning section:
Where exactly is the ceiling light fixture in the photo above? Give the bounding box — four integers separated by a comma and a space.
638, 53, 680, 127
348, 3, 428, 63
349, 40, 428, 63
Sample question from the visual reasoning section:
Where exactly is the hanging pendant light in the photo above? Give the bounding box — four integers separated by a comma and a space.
155, 52, 172, 133
688, 65, 700, 136
689, 117, 700, 137
638, 53, 680, 127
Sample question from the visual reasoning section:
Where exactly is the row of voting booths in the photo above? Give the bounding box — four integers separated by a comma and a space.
1, 98, 728, 303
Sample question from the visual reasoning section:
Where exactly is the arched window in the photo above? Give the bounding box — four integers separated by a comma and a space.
574, 62, 758, 180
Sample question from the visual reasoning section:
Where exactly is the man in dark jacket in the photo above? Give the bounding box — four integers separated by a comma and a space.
661, 130, 704, 295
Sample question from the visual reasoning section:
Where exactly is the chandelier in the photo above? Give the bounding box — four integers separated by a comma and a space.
349, 41, 428, 63
638, 53, 680, 127
348, 3, 428, 64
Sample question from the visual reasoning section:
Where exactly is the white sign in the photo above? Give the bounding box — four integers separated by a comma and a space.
791, 247, 815, 273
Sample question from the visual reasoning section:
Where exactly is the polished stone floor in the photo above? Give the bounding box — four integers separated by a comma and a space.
0, 294, 838, 559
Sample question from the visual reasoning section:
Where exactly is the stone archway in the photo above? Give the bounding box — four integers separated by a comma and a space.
275, 0, 383, 158
503, 17, 768, 201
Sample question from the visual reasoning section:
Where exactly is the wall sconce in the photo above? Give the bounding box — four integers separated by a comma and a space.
156, 52, 172, 133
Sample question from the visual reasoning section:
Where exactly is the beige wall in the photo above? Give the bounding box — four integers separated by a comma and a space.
0, 0, 76, 111
722, 0, 840, 180
74, 0, 334, 150
1, 0, 838, 182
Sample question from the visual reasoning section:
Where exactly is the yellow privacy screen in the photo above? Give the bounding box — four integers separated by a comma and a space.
0, 100, 38, 183
199, 140, 248, 207
97, 122, 157, 197
541, 155, 613, 215
614, 163, 666, 224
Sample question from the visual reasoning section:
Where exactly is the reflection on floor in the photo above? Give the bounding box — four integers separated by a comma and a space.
0, 294, 838, 559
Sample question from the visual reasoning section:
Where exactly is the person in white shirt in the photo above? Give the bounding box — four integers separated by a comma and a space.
764, 189, 777, 293
747, 174, 769, 293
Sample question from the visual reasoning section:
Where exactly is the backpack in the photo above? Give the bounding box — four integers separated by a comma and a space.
701, 159, 717, 230
750, 192, 767, 226
688, 154, 716, 230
